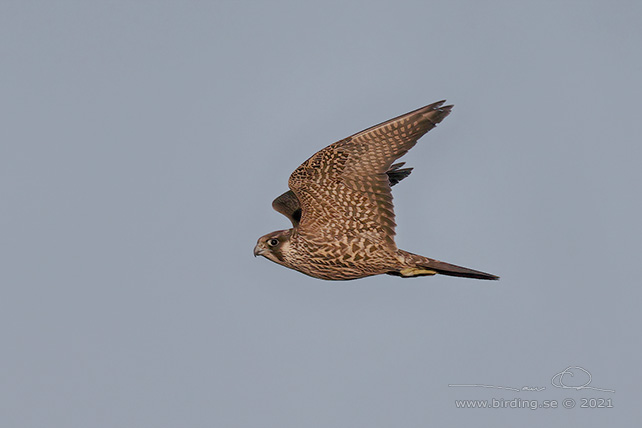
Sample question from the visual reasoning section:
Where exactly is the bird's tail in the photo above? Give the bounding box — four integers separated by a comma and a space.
392, 250, 499, 280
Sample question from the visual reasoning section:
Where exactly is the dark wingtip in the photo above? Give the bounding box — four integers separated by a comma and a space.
418, 100, 453, 125
431, 100, 453, 111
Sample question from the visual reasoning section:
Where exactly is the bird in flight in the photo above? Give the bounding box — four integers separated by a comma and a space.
254, 101, 498, 281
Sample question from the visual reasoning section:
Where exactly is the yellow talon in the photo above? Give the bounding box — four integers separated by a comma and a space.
400, 268, 437, 277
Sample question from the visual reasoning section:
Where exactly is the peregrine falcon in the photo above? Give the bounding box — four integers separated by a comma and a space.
254, 101, 498, 281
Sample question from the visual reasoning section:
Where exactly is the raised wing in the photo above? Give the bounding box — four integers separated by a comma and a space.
288, 101, 452, 247
272, 162, 414, 228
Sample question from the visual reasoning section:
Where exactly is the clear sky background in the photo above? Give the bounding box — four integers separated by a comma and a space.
2, 1, 641, 427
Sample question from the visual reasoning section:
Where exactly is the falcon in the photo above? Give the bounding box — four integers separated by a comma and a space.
254, 101, 498, 281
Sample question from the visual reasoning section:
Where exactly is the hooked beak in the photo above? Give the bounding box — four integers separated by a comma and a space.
253, 243, 264, 257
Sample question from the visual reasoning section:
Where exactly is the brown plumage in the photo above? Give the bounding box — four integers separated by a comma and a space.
254, 101, 498, 281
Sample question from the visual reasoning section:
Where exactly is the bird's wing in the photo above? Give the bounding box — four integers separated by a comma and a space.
288, 101, 452, 247
272, 190, 302, 227
272, 163, 413, 228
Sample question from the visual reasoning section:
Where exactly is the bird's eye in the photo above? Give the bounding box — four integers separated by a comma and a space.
268, 238, 279, 247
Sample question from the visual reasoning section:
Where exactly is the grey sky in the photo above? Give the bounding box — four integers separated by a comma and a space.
2, 1, 641, 427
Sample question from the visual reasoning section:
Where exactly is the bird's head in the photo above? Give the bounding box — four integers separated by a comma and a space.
254, 229, 292, 265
